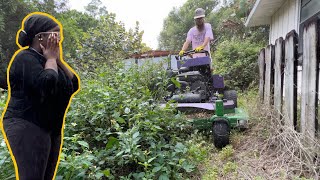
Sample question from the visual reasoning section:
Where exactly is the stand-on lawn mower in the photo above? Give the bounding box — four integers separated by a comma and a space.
164, 50, 248, 148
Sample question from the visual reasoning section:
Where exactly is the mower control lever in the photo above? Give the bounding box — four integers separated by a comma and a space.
175, 50, 210, 60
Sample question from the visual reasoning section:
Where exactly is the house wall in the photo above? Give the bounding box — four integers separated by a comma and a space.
269, 0, 303, 95
270, 0, 301, 44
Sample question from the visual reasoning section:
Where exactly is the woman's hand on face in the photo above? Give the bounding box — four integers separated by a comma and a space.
40, 33, 60, 61
56, 48, 63, 66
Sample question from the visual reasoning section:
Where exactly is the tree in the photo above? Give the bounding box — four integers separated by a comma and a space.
0, 0, 37, 89
158, 0, 219, 51
206, 0, 268, 43
123, 21, 151, 55
213, 38, 262, 90
158, 0, 269, 51
57, 9, 98, 59
158, 0, 269, 90
210, 0, 268, 90
84, 0, 107, 18
81, 13, 126, 64
79, 13, 149, 71
0, 0, 73, 89
28, 0, 69, 15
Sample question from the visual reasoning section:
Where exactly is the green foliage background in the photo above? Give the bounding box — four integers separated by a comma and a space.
0, 0, 268, 179
56, 62, 200, 179
158, 0, 268, 90
213, 39, 262, 90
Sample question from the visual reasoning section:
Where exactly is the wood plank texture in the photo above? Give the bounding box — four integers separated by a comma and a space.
284, 30, 298, 129
259, 49, 265, 103
301, 21, 319, 139
274, 37, 284, 119
264, 45, 275, 106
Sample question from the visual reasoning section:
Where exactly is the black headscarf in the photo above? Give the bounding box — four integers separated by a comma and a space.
18, 14, 58, 47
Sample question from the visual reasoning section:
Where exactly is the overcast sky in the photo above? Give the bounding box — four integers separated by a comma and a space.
68, 0, 187, 49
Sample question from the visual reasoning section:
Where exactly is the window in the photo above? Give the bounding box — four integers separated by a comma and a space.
298, 0, 320, 55
300, 0, 320, 23
301, 0, 311, 8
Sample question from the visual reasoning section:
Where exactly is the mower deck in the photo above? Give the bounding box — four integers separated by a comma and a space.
175, 100, 235, 111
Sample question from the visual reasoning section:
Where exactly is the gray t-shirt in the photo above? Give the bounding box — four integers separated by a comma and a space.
186, 23, 214, 51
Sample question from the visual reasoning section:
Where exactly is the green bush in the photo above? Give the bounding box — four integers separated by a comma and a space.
0, 61, 213, 179
57, 62, 197, 179
213, 39, 263, 90
0, 135, 15, 180
0, 92, 15, 180
0, 134, 15, 180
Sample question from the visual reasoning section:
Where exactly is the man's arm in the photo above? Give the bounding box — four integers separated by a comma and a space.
200, 37, 211, 49
179, 40, 191, 56
181, 40, 191, 51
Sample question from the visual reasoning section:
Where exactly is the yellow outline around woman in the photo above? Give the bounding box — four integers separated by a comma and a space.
0, 12, 80, 180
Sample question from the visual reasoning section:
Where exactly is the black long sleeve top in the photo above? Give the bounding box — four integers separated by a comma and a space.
4, 48, 79, 135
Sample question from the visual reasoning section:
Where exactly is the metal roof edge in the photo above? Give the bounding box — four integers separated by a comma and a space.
245, 0, 262, 27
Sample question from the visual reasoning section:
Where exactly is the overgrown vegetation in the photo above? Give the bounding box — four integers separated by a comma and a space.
55, 62, 198, 179
0, 0, 150, 89
0, 93, 15, 180
158, 0, 268, 90
2, 0, 318, 179
200, 90, 320, 179
213, 38, 262, 90
0, 62, 213, 179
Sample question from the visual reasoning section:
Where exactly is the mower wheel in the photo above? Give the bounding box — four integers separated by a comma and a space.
212, 119, 230, 149
224, 90, 237, 107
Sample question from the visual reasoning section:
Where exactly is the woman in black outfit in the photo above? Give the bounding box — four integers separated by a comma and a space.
1, 13, 79, 180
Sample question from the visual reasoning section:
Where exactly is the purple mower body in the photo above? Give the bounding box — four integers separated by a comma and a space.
164, 50, 237, 111
162, 50, 247, 149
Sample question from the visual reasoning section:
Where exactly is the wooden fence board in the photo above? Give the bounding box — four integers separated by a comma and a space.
264, 45, 275, 106
259, 49, 265, 103
274, 38, 284, 119
283, 30, 298, 129
301, 21, 319, 139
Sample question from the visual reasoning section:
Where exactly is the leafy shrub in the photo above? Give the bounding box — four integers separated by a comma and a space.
213, 38, 263, 90
0, 134, 15, 180
0, 136, 15, 180
0, 92, 15, 180
58, 62, 197, 179
0, 61, 212, 179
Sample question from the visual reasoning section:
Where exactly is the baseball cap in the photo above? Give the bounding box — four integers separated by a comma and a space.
194, 8, 205, 19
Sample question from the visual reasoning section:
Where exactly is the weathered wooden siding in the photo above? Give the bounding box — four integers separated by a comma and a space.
258, 49, 265, 103
259, 25, 319, 139
274, 38, 284, 120
270, 0, 300, 44
264, 45, 275, 106
300, 21, 319, 140
283, 31, 298, 129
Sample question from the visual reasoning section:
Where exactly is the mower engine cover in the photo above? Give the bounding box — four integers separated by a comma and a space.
212, 74, 225, 89
177, 71, 204, 82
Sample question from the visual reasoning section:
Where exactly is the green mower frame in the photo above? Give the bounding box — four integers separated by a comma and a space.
191, 100, 248, 148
